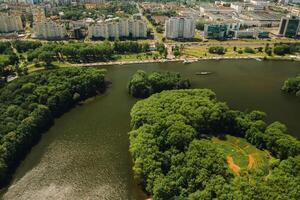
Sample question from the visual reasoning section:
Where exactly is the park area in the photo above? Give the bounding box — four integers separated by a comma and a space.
212, 135, 274, 176
182, 45, 266, 59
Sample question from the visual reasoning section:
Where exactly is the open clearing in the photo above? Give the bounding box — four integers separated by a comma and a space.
212, 135, 272, 175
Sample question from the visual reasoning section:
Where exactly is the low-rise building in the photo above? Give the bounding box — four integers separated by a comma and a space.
204, 23, 241, 39
200, 4, 235, 15
203, 24, 230, 39
233, 29, 255, 38
230, 3, 245, 13
257, 30, 269, 38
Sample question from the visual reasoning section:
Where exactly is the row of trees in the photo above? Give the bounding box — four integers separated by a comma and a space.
12, 40, 42, 53
113, 41, 150, 54
273, 43, 300, 56
0, 68, 107, 187
129, 89, 300, 199
127, 70, 191, 98
208, 43, 300, 56
26, 41, 153, 64
282, 75, 300, 97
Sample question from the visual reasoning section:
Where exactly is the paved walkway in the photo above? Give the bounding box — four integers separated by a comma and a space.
70, 56, 270, 67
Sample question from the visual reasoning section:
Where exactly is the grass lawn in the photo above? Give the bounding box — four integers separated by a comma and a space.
212, 135, 273, 176
116, 52, 160, 61
0, 54, 9, 63
183, 46, 267, 58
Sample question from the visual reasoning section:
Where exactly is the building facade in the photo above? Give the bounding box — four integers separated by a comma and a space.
278, 15, 300, 38
33, 19, 66, 39
88, 18, 147, 39
165, 17, 195, 39
203, 24, 229, 39
0, 13, 23, 33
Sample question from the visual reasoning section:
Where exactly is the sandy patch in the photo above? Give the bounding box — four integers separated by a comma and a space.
247, 154, 255, 170
227, 156, 240, 176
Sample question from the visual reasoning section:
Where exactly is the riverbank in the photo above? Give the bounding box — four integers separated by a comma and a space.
69, 55, 300, 67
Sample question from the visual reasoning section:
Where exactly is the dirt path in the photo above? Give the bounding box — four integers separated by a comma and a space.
227, 156, 240, 176
247, 154, 255, 170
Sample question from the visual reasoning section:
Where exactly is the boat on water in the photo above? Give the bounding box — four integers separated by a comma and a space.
183, 60, 192, 64
196, 71, 212, 75
255, 58, 262, 62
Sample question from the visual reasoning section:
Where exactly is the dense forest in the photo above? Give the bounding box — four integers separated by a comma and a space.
128, 70, 191, 98
0, 68, 107, 186
129, 89, 300, 199
282, 75, 300, 97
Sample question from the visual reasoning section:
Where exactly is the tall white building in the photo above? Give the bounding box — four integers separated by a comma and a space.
88, 18, 147, 39
278, 0, 300, 4
33, 20, 66, 39
129, 19, 147, 38
165, 17, 195, 39
118, 18, 129, 37
0, 13, 23, 33
82, 0, 105, 4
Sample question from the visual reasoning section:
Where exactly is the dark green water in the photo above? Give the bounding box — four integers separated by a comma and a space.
2, 60, 300, 200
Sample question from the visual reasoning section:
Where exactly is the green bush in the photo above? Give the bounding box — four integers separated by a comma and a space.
244, 47, 255, 54
209, 46, 225, 55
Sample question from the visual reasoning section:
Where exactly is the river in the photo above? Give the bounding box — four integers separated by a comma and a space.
1, 60, 300, 200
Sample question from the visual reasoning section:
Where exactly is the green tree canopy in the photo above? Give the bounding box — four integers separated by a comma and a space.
128, 70, 191, 98
0, 68, 107, 187
129, 89, 300, 199
282, 75, 300, 97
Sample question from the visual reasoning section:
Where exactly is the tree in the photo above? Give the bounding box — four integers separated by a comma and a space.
195, 21, 205, 31
173, 46, 181, 57
244, 47, 255, 54
156, 43, 166, 56
128, 70, 191, 98
0, 67, 107, 186
129, 89, 300, 199
38, 51, 56, 66
0, 63, 14, 85
282, 75, 300, 97
209, 46, 225, 55
273, 44, 290, 56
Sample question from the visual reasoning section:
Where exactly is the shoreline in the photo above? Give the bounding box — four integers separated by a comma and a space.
70, 56, 300, 67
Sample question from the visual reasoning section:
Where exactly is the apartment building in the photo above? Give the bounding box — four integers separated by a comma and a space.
88, 18, 147, 39
0, 13, 23, 33
165, 17, 195, 39
33, 19, 66, 39
129, 19, 147, 38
